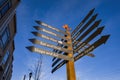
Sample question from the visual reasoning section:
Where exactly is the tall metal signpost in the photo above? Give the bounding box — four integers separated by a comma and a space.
26, 8, 110, 80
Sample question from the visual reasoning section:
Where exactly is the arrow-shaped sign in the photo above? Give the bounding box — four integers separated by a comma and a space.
52, 44, 68, 61
52, 50, 63, 61
52, 51, 94, 67
35, 20, 67, 35
52, 39, 67, 61
26, 46, 73, 61
31, 32, 68, 46
73, 20, 101, 46
52, 52, 68, 67
72, 14, 98, 41
33, 26, 69, 40
52, 58, 61, 67
29, 39, 70, 53
74, 26, 104, 53
52, 35, 110, 73
52, 60, 67, 73
53, 39, 64, 51
52, 27, 105, 72
52, 20, 101, 67
52, 51, 63, 61
74, 35, 110, 61
72, 8, 95, 36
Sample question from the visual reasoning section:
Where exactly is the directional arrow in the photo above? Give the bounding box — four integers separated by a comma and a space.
52, 27, 104, 72
29, 39, 70, 53
26, 46, 73, 61
51, 53, 94, 72
74, 35, 110, 61
52, 50, 63, 61
52, 39, 64, 53
52, 52, 68, 67
33, 26, 69, 41
52, 51, 63, 62
52, 58, 61, 67
72, 8, 95, 36
35, 20, 67, 35
31, 32, 68, 46
52, 60, 67, 73
52, 34, 68, 67
73, 20, 101, 46
86, 53, 95, 57
74, 26, 104, 53
72, 14, 98, 41
52, 38, 67, 61
52, 44, 68, 62
52, 39, 65, 53
51, 35, 110, 73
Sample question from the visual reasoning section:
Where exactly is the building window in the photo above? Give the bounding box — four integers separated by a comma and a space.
0, 40, 3, 48
1, 3, 9, 15
0, 0, 12, 19
0, 0, 7, 7
2, 60, 10, 79
0, 26, 10, 49
0, 50, 10, 66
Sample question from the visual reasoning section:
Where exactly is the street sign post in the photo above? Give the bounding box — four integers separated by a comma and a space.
51, 9, 110, 76
65, 30, 76, 80
26, 8, 110, 80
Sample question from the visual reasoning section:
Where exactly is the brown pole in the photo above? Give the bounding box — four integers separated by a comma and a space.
64, 25, 76, 80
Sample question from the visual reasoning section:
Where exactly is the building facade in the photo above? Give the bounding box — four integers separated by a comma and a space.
0, 0, 20, 80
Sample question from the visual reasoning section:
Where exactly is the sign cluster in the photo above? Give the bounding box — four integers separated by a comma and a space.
26, 20, 73, 61
26, 8, 110, 75
51, 8, 110, 73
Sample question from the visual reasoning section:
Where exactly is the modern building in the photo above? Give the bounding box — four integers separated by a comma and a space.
0, 0, 20, 80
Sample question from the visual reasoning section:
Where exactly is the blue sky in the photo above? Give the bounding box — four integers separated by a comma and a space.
11, 0, 120, 80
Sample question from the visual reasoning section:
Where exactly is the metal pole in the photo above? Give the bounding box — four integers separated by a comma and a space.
29, 72, 32, 80
64, 25, 76, 80
23, 75, 26, 80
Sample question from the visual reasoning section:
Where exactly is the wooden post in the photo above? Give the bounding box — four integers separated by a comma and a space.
63, 25, 76, 80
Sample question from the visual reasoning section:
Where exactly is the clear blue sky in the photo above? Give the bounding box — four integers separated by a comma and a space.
11, 0, 120, 80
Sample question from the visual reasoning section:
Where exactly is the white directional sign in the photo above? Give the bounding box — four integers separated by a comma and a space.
26, 46, 73, 61
29, 39, 70, 53
33, 26, 69, 40
32, 32, 69, 46
35, 20, 67, 35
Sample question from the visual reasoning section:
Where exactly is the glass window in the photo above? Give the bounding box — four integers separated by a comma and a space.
0, 50, 9, 65
2, 31, 8, 45
0, 0, 12, 18
0, 40, 3, 48
0, 13, 1, 18
3, 61, 10, 79
0, 0, 6, 7
1, 3, 9, 15
0, 26, 10, 49
3, 51, 9, 64
4, 63, 9, 75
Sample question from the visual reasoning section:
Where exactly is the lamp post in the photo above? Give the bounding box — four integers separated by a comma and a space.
29, 72, 32, 80
23, 75, 26, 80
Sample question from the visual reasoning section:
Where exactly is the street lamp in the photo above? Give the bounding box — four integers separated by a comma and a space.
23, 75, 26, 80
29, 72, 32, 80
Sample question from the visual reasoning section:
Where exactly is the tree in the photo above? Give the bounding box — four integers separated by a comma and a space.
32, 55, 43, 80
